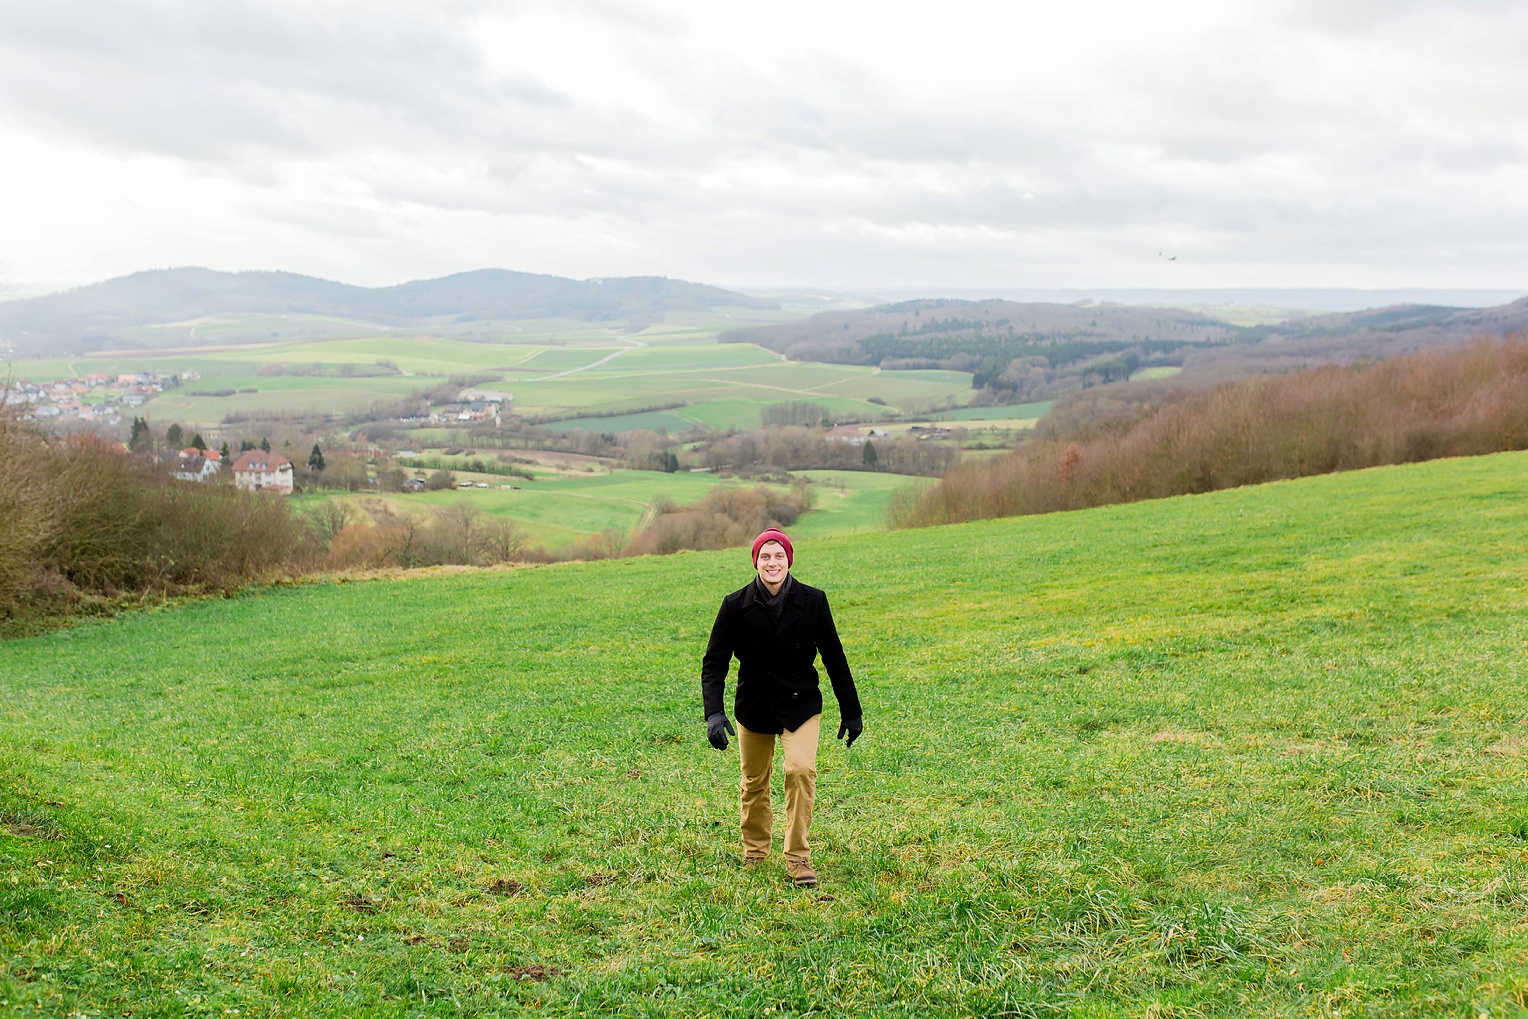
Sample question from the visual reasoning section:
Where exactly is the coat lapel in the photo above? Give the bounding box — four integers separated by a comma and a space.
776, 579, 805, 636
740, 575, 803, 639
740, 580, 775, 638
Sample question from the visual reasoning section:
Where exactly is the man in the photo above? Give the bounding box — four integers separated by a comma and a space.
701, 527, 864, 887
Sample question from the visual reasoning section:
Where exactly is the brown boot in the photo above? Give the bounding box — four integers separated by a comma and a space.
742, 856, 766, 869
786, 860, 818, 887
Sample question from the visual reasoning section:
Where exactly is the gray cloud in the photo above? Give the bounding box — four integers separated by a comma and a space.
1, 0, 1526, 289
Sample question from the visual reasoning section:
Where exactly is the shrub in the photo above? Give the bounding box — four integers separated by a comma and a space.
625, 484, 816, 557
326, 500, 525, 570
0, 409, 55, 613
893, 337, 1528, 529
0, 417, 308, 624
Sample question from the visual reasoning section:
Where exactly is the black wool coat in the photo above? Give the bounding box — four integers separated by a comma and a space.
701, 576, 862, 734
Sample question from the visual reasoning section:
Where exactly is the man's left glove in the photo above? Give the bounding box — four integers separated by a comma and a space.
837, 717, 863, 749
707, 713, 736, 751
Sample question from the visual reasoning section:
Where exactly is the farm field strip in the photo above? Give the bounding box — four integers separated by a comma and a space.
7, 308, 982, 428
332, 468, 881, 547
3, 453, 1527, 1015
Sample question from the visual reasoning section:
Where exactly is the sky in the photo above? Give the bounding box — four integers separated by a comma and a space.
1, 0, 1526, 295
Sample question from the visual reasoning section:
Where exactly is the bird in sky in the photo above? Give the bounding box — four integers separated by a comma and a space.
1158, 251, 1178, 261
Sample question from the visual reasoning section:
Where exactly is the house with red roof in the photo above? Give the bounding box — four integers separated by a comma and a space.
231, 450, 293, 494
173, 447, 222, 483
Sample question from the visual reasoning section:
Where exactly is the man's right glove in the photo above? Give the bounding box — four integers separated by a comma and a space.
837, 716, 863, 749
707, 713, 736, 751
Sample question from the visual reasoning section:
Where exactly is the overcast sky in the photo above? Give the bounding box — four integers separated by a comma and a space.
2, 0, 1526, 294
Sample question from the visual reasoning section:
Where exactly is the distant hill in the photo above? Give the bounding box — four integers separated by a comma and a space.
724, 296, 1528, 400
0, 267, 777, 355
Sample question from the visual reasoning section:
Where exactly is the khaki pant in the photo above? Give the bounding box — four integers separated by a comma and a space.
738, 715, 820, 864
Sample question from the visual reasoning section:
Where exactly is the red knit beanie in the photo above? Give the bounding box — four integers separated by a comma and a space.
751, 528, 793, 566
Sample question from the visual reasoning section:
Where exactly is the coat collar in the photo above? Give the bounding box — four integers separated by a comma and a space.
741, 574, 804, 635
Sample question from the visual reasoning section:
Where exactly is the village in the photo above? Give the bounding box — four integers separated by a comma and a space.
0, 369, 192, 425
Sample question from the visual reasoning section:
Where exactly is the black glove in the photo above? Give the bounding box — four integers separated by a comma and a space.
837, 717, 863, 749
707, 713, 736, 751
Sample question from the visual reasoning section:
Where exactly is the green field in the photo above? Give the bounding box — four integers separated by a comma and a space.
314, 468, 912, 548
120, 313, 401, 347
323, 471, 749, 548
931, 401, 1054, 422
10, 310, 980, 431
5, 453, 1527, 1015
787, 471, 933, 538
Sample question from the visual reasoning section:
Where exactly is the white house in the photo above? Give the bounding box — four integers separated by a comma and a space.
231, 450, 294, 494
172, 448, 222, 483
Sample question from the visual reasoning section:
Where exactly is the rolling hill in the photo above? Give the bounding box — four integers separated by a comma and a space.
725, 296, 1528, 398
0, 267, 778, 355
2, 450, 1526, 1014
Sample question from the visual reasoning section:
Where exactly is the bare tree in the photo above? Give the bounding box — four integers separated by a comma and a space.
433, 499, 485, 565
481, 516, 524, 564
386, 506, 427, 568
305, 499, 351, 547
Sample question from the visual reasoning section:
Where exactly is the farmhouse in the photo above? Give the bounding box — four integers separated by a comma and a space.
825, 424, 866, 445
173, 447, 222, 483
824, 425, 888, 446
231, 450, 294, 494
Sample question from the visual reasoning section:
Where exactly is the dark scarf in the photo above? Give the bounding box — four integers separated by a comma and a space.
754, 573, 792, 625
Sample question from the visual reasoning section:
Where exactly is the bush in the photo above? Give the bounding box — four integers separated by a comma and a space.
0, 421, 309, 625
894, 337, 1528, 528
0, 409, 55, 612
625, 484, 816, 557
323, 499, 524, 571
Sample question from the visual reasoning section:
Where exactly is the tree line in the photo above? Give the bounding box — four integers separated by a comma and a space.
891, 337, 1528, 528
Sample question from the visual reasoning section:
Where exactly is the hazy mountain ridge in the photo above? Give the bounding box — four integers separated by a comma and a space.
723, 299, 1243, 365
725, 296, 1528, 392
0, 267, 778, 354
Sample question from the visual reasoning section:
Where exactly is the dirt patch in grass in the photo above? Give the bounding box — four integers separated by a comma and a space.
508, 964, 558, 982
585, 874, 617, 887
486, 878, 524, 897
342, 897, 381, 914
1487, 736, 1527, 757
1, 813, 61, 840
448, 937, 471, 953
1150, 727, 1212, 745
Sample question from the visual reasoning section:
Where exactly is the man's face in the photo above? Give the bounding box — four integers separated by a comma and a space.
755, 541, 789, 590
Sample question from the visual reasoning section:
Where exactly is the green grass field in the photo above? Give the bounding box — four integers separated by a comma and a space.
931, 401, 1055, 423
312, 469, 910, 549
787, 471, 932, 539
4, 452, 1528, 1015
322, 471, 749, 548
11, 312, 978, 430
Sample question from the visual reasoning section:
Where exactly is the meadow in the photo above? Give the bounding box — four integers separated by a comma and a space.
3, 451, 1526, 1016
315, 469, 914, 549
12, 312, 976, 431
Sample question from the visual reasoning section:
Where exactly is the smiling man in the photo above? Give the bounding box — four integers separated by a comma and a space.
701, 528, 864, 887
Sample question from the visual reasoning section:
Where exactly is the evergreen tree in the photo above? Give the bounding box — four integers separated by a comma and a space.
862, 440, 878, 468
128, 417, 151, 453
190, 433, 206, 451
308, 444, 325, 471
239, 440, 254, 452
165, 423, 183, 448
220, 441, 231, 461
259, 437, 271, 452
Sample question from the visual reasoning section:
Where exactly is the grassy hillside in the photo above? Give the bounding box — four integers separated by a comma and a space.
310, 469, 905, 549
3, 452, 1527, 1015
12, 314, 975, 429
